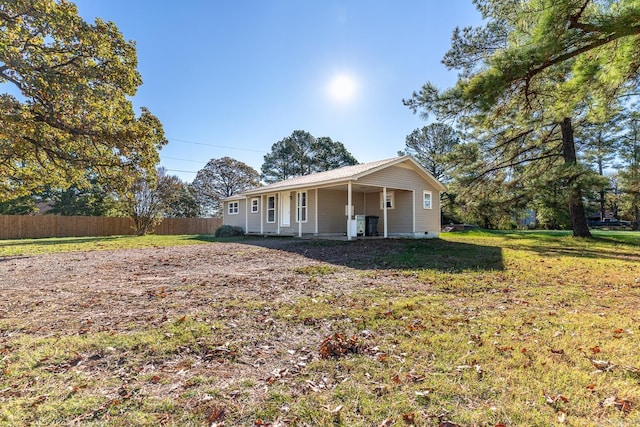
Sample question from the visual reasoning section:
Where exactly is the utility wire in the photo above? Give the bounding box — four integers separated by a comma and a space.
168, 137, 268, 153
162, 156, 207, 164
164, 168, 198, 174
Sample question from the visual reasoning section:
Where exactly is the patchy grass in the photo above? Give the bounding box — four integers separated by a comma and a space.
0, 234, 232, 256
1, 231, 640, 425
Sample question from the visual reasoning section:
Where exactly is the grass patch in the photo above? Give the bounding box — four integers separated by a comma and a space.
2, 230, 640, 425
0, 234, 264, 256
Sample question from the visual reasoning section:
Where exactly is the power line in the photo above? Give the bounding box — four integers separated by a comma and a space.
167, 137, 268, 153
164, 168, 198, 174
162, 156, 207, 164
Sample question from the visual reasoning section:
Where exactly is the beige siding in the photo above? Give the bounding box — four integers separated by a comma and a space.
359, 165, 441, 234
317, 189, 346, 234
222, 199, 246, 229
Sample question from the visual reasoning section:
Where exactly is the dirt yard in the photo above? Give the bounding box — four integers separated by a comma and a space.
0, 239, 420, 424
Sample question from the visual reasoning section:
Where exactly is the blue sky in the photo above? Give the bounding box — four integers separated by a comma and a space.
72, 1, 483, 182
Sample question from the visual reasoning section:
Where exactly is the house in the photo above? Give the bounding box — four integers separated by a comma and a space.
222, 156, 446, 239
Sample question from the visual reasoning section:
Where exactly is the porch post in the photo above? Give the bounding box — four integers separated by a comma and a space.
412, 190, 416, 233
245, 196, 248, 233
260, 195, 264, 234
297, 191, 302, 238
276, 194, 280, 235
347, 181, 353, 240
314, 189, 318, 234
383, 186, 388, 238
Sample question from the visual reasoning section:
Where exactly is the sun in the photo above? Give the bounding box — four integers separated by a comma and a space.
327, 74, 357, 103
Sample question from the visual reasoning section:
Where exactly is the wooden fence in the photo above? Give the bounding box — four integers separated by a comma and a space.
0, 215, 222, 239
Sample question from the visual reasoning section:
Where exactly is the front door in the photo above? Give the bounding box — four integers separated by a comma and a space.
280, 192, 290, 227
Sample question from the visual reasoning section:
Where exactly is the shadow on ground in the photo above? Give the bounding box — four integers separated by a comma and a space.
228, 237, 504, 272
494, 231, 640, 262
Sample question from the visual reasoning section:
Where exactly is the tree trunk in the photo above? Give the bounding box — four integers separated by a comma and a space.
560, 117, 592, 237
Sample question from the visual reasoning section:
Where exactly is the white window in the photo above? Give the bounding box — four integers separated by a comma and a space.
228, 201, 239, 215
423, 190, 432, 209
296, 191, 307, 223
267, 196, 275, 223
251, 198, 259, 213
380, 191, 395, 210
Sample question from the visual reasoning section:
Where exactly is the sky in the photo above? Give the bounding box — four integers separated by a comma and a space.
70, 1, 484, 183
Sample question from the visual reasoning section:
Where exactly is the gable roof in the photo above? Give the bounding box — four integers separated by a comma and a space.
227, 155, 446, 200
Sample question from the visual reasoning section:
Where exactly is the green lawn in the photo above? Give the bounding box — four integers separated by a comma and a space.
1, 230, 639, 426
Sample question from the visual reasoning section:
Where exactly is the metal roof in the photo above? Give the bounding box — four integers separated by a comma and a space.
225, 155, 446, 200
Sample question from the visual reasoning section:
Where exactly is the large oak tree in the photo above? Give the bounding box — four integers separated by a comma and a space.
0, 0, 166, 201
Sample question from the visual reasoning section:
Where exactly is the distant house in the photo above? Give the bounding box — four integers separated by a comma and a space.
222, 156, 446, 239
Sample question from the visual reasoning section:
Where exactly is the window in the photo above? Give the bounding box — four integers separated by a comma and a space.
251, 198, 259, 213
267, 196, 275, 223
228, 201, 239, 215
296, 191, 307, 223
423, 190, 432, 209
380, 191, 395, 210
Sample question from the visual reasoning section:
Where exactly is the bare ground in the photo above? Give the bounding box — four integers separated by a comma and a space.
0, 239, 420, 424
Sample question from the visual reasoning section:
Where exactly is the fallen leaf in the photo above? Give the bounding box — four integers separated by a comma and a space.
591, 359, 614, 372
402, 412, 415, 425
590, 345, 601, 354
603, 396, 632, 413
208, 406, 225, 425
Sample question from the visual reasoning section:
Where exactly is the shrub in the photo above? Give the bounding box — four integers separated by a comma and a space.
214, 225, 245, 238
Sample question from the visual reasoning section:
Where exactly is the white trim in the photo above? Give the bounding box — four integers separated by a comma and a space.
250, 198, 260, 213
280, 191, 290, 227
260, 195, 264, 234
266, 195, 276, 224
347, 181, 353, 240
314, 188, 318, 234
296, 191, 308, 223
383, 187, 388, 238
423, 190, 433, 209
380, 191, 395, 210
276, 194, 280, 234
412, 190, 416, 233
245, 196, 248, 231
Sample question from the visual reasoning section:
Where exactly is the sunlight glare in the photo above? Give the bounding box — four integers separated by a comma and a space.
328, 74, 357, 103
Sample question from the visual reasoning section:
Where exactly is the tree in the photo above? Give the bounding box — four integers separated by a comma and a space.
579, 116, 622, 221
618, 112, 640, 229
192, 157, 260, 217
43, 174, 117, 216
0, 195, 37, 215
0, 0, 166, 201
403, 123, 460, 183
120, 168, 183, 235
164, 183, 201, 218
261, 130, 358, 183
314, 137, 359, 172
405, 0, 640, 237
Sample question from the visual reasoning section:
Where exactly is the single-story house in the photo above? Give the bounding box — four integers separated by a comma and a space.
222, 155, 446, 239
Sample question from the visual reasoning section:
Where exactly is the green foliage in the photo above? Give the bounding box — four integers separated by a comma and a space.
403, 123, 459, 183
0, 0, 166, 201
405, 0, 640, 236
214, 225, 245, 237
192, 157, 259, 217
0, 195, 37, 215
42, 174, 117, 216
618, 111, 640, 229
261, 130, 358, 183
119, 168, 190, 235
